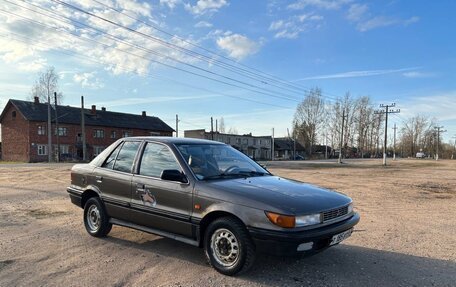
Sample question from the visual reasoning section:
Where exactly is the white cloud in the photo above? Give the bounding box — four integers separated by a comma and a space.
288, 0, 352, 10
116, 0, 152, 17
400, 92, 456, 123
346, 3, 368, 21
184, 0, 228, 16
73, 72, 105, 89
402, 71, 434, 78
296, 67, 420, 81
216, 34, 260, 60
356, 16, 420, 32
160, 0, 180, 9
269, 13, 323, 39
194, 21, 213, 28
16, 58, 48, 72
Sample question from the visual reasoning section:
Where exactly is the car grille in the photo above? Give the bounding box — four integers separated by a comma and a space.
322, 205, 349, 222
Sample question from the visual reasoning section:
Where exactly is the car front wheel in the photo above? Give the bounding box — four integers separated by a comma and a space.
83, 197, 112, 237
204, 217, 255, 275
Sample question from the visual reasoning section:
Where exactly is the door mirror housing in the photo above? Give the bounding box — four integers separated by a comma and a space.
161, 169, 188, 183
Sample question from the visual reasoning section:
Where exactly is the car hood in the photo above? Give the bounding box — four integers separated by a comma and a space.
198, 175, 352, 215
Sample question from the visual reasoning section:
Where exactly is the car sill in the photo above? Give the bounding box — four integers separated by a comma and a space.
109, 218, 199, 247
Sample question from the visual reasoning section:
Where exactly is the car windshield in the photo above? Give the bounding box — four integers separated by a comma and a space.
175, 144, 270, 180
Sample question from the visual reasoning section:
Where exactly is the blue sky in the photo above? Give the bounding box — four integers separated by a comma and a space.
0, 0, 455, 141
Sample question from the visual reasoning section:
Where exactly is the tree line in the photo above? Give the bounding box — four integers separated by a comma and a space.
292, 88, 454, 159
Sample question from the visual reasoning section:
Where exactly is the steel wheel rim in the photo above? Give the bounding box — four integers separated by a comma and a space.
87, 205, 101, 232
210, 228, 240, 267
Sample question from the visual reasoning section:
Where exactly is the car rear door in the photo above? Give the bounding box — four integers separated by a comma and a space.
92, 140, 142, 221
130, 141, 193, 237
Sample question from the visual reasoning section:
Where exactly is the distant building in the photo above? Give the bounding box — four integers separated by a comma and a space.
0, 98, 174, 162
273, 137, 306, 160
184, 129, 272, 160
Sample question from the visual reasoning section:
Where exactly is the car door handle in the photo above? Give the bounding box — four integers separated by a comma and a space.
136, 183, 145, 193
95, 176, 103, 183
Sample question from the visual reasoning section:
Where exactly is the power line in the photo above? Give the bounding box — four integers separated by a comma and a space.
4, 1, 301, 103
90, 0, 339, 99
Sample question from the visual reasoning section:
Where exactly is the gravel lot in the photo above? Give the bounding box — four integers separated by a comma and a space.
1, 159, 455, 286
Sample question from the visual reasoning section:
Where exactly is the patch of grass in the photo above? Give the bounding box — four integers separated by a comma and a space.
26, 209, 70, 219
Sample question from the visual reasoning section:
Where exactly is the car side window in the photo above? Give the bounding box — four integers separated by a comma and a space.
111, 141, 141, 173
139, 142, 181, 178
101, 143, 123, 169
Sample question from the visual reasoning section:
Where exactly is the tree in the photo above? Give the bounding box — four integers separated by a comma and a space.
29, 66, 63, 104
293, 88, 325, 156
219, 117, 226, 133
227, 127, 238, 135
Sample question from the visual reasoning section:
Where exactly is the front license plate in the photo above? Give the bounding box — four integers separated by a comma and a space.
330, 228, 353, 246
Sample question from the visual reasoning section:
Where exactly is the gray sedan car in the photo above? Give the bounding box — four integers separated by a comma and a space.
68, 137, 359, 275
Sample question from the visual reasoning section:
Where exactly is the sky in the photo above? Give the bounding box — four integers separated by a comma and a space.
0, 0, 455, 142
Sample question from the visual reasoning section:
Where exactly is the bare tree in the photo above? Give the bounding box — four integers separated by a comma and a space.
293, 88, 325, 156
399, 115, 434, 157
227, 127, 238, 135
29, 66, 63, 104
219, 117, 226, 133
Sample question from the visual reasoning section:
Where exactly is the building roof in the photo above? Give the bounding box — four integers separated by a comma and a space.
274, 137, 305, 151
0, 99, 174, 132
124, 136, 225, 145
185, 129, 272, 139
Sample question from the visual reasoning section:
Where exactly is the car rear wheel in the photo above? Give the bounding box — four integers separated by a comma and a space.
83, 197, 112, 237
204, 217, 255, 275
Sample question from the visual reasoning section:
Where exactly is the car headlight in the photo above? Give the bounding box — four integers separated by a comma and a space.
347, 202, 354, 214
295, 213, 322, 227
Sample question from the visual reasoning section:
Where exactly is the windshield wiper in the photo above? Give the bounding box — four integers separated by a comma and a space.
238, 170, 269, 176
203, 173, 245, 180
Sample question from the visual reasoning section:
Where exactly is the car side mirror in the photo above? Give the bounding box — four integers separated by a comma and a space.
161, 169, 188, 183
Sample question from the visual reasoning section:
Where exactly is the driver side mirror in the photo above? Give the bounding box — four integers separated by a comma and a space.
161, 169, 188, 183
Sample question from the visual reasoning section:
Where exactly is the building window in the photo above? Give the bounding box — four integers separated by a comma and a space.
93, 146, 105, 157
55, 127, 68, 136
59, 145, 69, 154
12, 111, 16, 119
38, 125, 46, 135
37, 145, 47, 156
122, 131, 131, 138
149, 132, 160, 136
110, 131, 117, 139
93, 129, 104, 138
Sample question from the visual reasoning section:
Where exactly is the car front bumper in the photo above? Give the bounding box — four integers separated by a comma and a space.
248, 212, 360, 256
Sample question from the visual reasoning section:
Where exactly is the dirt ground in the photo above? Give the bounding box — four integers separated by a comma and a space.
0, 159, 455, 286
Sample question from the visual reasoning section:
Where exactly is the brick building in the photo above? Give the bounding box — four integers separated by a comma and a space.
184, 129, 272, 160
0, 98, 174, 162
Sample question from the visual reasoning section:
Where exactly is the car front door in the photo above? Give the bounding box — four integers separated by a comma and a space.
130, 141, 193, 237
92, 140, 142, 221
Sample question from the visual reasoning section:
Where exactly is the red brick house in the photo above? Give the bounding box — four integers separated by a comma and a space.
0, 98, 174, 162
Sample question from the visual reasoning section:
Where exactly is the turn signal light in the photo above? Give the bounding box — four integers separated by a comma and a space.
265, 212, 295, 228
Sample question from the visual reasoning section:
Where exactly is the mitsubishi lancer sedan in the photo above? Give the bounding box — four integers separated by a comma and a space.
67, 137, 359, 275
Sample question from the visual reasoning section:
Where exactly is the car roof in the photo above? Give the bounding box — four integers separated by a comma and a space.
122, 136, 225, 145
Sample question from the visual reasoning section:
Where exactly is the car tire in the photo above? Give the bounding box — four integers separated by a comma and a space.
83, 197, 112, 237
204, 217, 256, 276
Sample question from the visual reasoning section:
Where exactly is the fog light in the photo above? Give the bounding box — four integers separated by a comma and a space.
297, 242, 313, 251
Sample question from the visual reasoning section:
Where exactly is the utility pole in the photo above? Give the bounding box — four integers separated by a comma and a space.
175, 114, 179, 137
374, 103, 400, 166
54, 92, 60, 162
393, 123, 397, 161
325, 132, 328, 160
210, 117, 214, 140
434, 126, 447, 160
271, 128, 275, 161
452, 135, 456, 160
47, 94, 52, 163
216, 119, 218, 133
338, 109, 347, 164
81, 96, 87, 161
